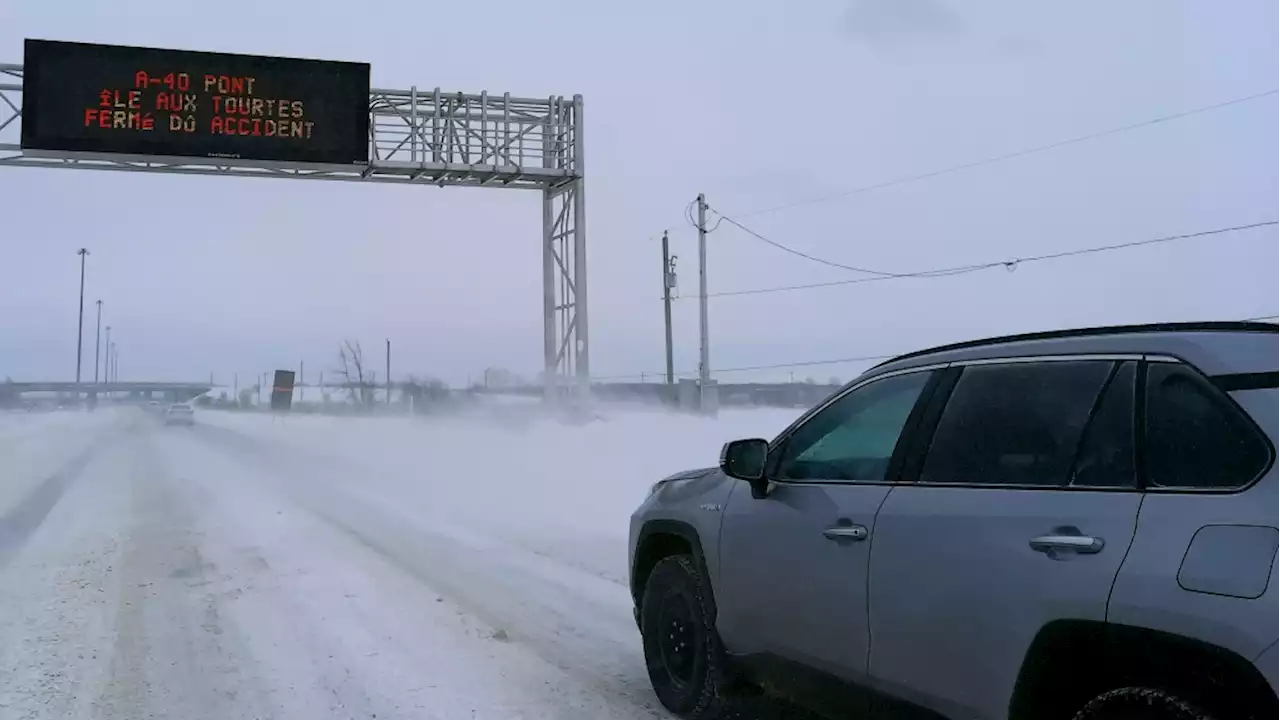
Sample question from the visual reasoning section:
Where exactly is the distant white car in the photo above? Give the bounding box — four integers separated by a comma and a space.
164, 403, 195, 426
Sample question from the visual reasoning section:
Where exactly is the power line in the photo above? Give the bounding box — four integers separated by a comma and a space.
595, 354, 897, 380
693, 219, 1278, 299
725, 89, 1280, 221
713, 211, 888, 274
591, 353, 897, 382
595, 312, 1278, 381
656, 90, 1277, 240
712, 209, 983, 278
710, 354, 899, 374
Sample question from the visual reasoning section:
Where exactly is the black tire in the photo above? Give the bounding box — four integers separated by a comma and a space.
1072, 687, 1216, 720
640, 554, 729, 719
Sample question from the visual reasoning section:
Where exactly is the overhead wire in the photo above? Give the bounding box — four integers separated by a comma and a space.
710, 208, 989, 278
711, 211, 887, 274
658, 89, 1279, 283
620, 90, 1280, 381
689, 219, 1278, 299
721, 88, 1280, 221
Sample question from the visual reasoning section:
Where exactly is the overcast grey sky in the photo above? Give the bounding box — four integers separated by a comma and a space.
1, 0, 1276, 387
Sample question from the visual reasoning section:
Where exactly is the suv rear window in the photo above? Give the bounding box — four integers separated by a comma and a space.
920, 361, 1112, 487
1144, 364, 1272, 489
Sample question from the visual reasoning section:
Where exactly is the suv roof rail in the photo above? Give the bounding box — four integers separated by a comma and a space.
871, 321, 1279, 370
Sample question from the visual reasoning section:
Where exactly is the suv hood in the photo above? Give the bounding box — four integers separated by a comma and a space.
660, 467, 718, 483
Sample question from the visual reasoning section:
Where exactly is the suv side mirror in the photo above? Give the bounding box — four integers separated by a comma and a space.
720, 438, 771, 498
720, 438, 767, 480
721, 438, 768, 499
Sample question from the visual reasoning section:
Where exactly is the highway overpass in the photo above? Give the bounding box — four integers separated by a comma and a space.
0, 381, 212, 404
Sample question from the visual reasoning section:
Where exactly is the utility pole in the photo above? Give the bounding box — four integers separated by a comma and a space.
75, 249, 89, 393
662, 230, 676, 386
385, 339, 391, 406
104, 326, 112, 396
696, 194, 711, 413
94, 300, 103, 384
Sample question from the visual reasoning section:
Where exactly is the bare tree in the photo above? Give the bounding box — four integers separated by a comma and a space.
336, 340, 373, 406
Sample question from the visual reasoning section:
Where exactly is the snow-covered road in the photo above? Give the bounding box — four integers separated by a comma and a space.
0, 404, 814, 720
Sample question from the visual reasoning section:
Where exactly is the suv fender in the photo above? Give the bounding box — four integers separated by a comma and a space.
1255, 640, 1277, 696
631, 520, 716, 629
1009, 620, 1278, 720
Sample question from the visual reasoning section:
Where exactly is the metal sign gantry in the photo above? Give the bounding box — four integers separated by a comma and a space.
0, 63, 588, 401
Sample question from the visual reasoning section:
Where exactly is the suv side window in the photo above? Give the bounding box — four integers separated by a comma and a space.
774, 370, 932, 482
920, 361, 1112, 487
1144, 363, 1272, 489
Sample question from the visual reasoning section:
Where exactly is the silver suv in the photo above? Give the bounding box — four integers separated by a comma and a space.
629, 322, 1278, 720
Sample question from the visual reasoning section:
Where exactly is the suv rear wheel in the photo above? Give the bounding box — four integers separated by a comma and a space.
1072, 687, 1216, 720
640, 554, 728, 718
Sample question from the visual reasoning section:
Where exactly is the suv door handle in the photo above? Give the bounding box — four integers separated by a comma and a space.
823, 525, 868, 541
1029, 534, 1105, 554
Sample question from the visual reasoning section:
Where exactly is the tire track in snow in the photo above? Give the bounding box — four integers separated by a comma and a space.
187, 421, 673, 718
0, 421, 125, 571
95, 427, 281, 720
187, 420, 825, 720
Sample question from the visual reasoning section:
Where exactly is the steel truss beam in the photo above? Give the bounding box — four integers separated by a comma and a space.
0, 63, 588, 400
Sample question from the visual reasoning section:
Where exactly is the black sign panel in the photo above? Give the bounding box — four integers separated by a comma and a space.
21, 39, 371, 165
270, 370, 296, 411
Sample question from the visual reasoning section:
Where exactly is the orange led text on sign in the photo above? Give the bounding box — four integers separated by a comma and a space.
80, 69, 318, 141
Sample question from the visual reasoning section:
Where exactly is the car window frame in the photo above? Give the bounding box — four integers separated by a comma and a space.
891, 353, 1153, 492
764, 365, 946, 487
884, 352, 1276, 495
1066, 360, 1139, 490
905, 356, 1127, 490
1137, 356, 1276, 494
770, 352, 1277, 495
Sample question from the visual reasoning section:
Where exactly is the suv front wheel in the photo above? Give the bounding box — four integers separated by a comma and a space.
640, 554, 729, 718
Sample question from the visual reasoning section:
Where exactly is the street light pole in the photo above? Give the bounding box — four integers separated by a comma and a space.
94, 300, 103, 384
75, 248, 89, 392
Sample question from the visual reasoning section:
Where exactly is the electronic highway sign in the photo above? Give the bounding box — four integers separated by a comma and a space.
270, 370, 296, 412
20, 39, 371, 165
